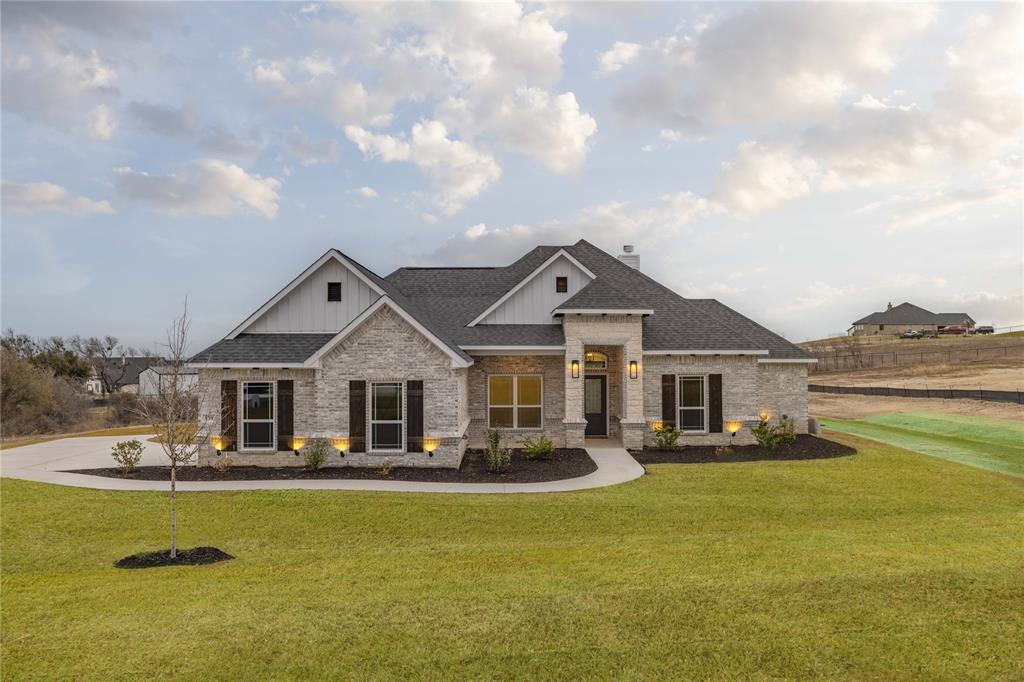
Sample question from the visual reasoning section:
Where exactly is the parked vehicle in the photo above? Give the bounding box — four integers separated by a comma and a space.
900, 330, 923, 339
939, 325, 967, 335
975, 325, 995, 335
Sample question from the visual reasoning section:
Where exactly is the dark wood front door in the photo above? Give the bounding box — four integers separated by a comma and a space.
584, 375, 607, 436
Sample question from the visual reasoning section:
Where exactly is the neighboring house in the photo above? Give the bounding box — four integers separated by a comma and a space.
849, 302, 975, 336
190, 240, 814, 468
86, 356, 162, 395
138, 365, 198, 397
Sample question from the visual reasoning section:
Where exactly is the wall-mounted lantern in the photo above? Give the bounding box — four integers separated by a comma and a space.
629, 360, 638, 379
571, 359, 580, 378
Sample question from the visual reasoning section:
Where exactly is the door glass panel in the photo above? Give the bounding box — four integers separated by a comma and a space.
517, 407, 542, 428
585, 378, 602, 413
489, 376, 513, 405
517, 376, 541, 405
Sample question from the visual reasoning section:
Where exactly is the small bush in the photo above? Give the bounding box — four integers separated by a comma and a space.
379, 458, 394, 476
752, 415, 796, 451
303, 438, 328, 471
653, 423, 681, 448
522, 433, 555, 460
714, 445, 732, 457
211, 455, 234, 473
111, 439, 144, 474
484, 428, 501, 455
486, 446, 512, 473
778, 415, 796, 445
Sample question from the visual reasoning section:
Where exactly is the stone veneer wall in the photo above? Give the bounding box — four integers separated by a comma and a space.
756, 363, 809, 432
197, 305, 468, 468
466, 355, 566, 447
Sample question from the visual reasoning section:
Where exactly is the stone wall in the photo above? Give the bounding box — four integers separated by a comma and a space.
197, 305, 468, 468
466, 355, 566, 447
756, 363, 809, 433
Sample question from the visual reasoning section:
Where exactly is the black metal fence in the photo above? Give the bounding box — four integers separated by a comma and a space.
809, 384, 1024, 404
811, 344, 1024, 373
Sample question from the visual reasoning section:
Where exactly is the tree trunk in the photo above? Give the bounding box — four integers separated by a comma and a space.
170, 464, 177, 559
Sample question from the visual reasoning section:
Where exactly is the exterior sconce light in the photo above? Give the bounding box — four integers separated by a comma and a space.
629, 360, 638, 379
725, 420, 743, 437
758, 409, 770, 422
291, 437, 306, 456
571, 360, 580, 378
332, 437, 349, 457
423, 438, 441, 457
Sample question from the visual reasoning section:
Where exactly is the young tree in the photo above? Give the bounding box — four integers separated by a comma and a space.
70, 335, 138, 395
133, 301, 209, 558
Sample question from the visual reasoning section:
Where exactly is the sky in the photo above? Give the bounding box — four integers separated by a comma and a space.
1, 1, 1021, 353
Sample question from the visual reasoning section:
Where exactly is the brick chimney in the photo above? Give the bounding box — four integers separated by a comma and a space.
618, 244, 640, 270
886, 302, 893, 311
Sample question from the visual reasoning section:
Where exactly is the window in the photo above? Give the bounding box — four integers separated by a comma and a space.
242, 382, 274, 449
677, 375, 706, 432
555, 276, 568, 293
584, 351, 607, 369
878, 324, 885, 331
488, 375, 542, 428
371, 382, 403, 451
327, 281, 342, 302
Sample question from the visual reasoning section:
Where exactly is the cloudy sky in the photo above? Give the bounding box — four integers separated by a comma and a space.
2, 1, 1021, 351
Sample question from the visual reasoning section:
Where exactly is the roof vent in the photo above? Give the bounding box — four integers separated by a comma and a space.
618, 245, 640, 270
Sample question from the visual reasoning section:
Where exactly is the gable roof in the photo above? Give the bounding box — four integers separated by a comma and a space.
853, 302, 974, 326
190, 333, 337, 366
553, 278, 652, 314
104, 357, 162, 385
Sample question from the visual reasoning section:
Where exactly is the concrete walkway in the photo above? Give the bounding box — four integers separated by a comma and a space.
0, 435, 645, 494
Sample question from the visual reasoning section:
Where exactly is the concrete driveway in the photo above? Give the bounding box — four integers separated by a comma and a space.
0, 435, 645, 493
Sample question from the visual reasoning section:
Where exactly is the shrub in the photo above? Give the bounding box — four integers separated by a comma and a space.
379, 458, 394, 476
303, 438, 328, 471
211, 455, 234, 473
778, 415, 797, 445
111, 439, 144, 475
653, 423, 681, 448
714, 445, 732, 457
521, 433, 554, 460
484, 428, 501, 456
752, 416, 796, 451
105, 392, 143, 426
486, 446, 512, 473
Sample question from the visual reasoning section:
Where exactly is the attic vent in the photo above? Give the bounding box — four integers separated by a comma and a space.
556, 276, 568, 293
327, 282, 342, 302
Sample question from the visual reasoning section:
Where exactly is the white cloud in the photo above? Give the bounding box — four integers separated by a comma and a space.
351, 186, 378, 198
345, 120, 500, 214
598, 41, 642, 74
886, 185, 1020, 231
2, 181, 114, 214
711, 142, 820, 216
88, 104, 117, 140
283, 128, 337, 166
114, 160, 281, 218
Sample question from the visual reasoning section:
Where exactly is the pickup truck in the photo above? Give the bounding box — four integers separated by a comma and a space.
975, 325, 995, 335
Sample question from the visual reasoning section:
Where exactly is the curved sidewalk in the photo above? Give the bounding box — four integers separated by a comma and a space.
0, 435, 645, 493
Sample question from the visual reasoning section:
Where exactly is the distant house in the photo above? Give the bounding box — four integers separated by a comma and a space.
849, 302, 975, 336
86, 356, 162, 395
138, 365, 198, 397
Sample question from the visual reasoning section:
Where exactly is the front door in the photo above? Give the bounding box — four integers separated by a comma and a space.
584, 375, 607, 436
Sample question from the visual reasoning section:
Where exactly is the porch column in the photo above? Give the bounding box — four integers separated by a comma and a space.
619, 326, 646, 449
562, 337, 586, 447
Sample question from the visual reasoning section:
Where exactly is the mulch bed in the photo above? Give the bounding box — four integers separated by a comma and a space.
629, 434, 856, 464
72, 448, 596, 484
114, 546, 234, 569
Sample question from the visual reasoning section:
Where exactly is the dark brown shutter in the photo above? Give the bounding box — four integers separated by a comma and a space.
277, 380, 294, 451
221, 380, 237, 451
661, 374, 676, 426
407, 380, 423, 452
349, 380, 366, 453
708, 373, 723, 433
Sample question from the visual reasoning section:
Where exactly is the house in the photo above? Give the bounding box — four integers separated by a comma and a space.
189, 240, 814, 468
138, 365, 198, 397
849, 302, 975, 336
86, 356, 162, 395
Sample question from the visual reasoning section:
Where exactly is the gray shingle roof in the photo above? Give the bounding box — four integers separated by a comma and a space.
190, 334, 336, 364
853, 302, 974, 326
555, 278, 650, 311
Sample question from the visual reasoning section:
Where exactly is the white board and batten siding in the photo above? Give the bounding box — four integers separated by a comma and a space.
479, 254, 594, 325
246, 260, 381, 333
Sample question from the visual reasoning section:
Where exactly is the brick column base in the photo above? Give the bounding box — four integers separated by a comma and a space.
563, 421, 586, 448
620, 421, 646, 450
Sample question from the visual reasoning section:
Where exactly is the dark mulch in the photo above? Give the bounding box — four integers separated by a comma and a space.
114, 546, 234, 569
72, 448, 596, 484
629, 434, 856, 464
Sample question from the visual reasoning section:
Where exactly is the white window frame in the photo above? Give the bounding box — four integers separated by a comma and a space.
241, 380, 276, 451
370, 381, 404, 452
677, 374, 708, 434
487, 374, 544, 429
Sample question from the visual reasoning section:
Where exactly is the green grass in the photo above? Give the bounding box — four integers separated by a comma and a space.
3, 432, 1023, 680
822, 412, 1024, 477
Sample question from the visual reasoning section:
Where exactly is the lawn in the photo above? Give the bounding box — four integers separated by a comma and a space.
2, 432, 1022, 680
822, 412, 1024, 477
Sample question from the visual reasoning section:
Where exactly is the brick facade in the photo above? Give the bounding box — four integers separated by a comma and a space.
467, 355, 566, 447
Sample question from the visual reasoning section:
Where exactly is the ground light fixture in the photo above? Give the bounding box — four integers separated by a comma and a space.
629, 360, 638, 379
423, 438, 441, 457
332, 437, 349, 457
725, 420, 743, 437
210, 436, 225, 456
758, 409, 771, 422
291, 437, 306, 457
571, 359, 580, 378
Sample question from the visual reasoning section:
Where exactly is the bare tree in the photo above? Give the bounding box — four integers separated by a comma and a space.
134, 301, 209, 558
70, 335, 139, 395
